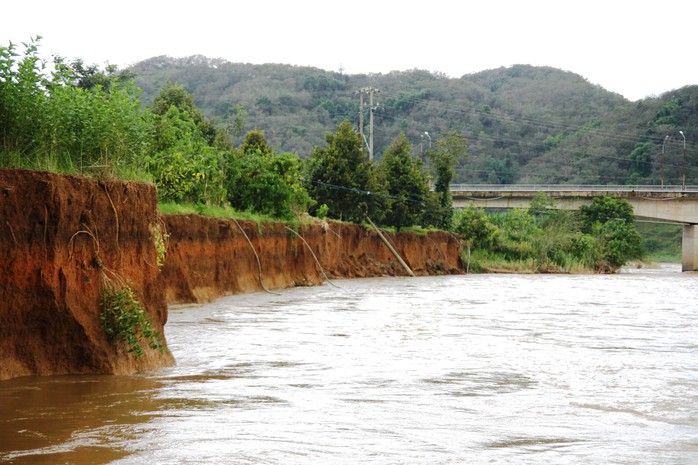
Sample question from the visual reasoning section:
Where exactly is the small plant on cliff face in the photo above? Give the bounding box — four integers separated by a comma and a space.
149, 222, 169, 269
100, 284, 164, 358
316, 204, 329, 219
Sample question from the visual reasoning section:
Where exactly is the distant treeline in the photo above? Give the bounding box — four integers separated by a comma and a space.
130, 55, 698, 187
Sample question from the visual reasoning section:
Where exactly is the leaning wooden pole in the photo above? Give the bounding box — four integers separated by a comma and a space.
365, 216, 415, 277
284, 226, 339, 288
231, 217, 279, 295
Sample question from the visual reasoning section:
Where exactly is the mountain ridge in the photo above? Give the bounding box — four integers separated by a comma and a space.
129, 56, 697, 185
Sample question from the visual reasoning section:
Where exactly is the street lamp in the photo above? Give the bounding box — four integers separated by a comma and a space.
679, 130, 686, 190
421, 131, 432, 169
661, 135, 669, 188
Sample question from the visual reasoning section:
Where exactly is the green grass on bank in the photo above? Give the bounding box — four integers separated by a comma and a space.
157, 202, 279, 223
644, 252, 682, 264
158, 202, 449, 237
368, 224, 434, 236
0, 151, 154, 183
156, 202, 325, 234
463, 249, 593, 274
636, 222, 682, 263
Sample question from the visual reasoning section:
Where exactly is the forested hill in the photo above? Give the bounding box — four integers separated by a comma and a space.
130, 55, 698, 185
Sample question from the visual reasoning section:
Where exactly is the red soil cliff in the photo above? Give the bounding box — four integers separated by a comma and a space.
162, 215, 464, 304
0, 169, 174, 380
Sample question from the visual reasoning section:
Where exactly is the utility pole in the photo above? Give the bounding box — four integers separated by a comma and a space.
680, 130, 687, 191
661, 135, 669, 189
369, 89, 376, 161
356, 87, 379, 161
357, 90, 365, 142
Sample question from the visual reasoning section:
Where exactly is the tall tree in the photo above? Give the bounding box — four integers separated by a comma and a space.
428, 131, 469, 229
305, 120, 385, 223
147, 84, 229, 205
240, 129, 272, 155
379, 133, 429, 230
578, 196, 644, 269
152, 82, 222, 148
52, 57, 136, 91
578, 196, 635, 232
226, 130, 311, 219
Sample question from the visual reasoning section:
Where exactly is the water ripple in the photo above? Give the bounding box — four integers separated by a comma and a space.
3, 267, 698, 464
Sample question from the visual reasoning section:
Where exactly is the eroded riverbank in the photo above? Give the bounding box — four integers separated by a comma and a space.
161, 214, 464, 304
0, 169, 464, 380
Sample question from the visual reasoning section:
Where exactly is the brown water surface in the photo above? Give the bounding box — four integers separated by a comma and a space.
2, 264, 697, 464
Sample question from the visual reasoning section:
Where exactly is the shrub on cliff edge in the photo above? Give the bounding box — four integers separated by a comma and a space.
100, 284, 164, 358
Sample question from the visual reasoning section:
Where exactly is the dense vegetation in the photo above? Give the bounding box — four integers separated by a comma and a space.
455, 195, 645, 273
0, 39, 149, 177
0, 38, 459, 228
130, 55, 698, 187
1, 38, 674, 271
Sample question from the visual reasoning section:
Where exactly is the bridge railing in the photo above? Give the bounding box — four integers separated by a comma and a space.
450, 184, 698, 193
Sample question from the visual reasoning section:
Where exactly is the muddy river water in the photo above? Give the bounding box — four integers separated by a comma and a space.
1, 264, 697, 464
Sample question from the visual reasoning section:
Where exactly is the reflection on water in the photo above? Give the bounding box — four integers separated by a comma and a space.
0, 376, 161, 464
2, 263, 698, 464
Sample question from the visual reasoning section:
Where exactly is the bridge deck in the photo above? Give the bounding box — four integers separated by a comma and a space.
451, 185, 698, 199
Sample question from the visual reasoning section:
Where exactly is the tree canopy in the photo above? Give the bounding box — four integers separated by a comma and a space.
578, 196, 644, 268
226, 131, 312, 219
378, 133, 430, 230
427, 131, 469, 229
129, 56, 698, 187
305, 120, 385, 223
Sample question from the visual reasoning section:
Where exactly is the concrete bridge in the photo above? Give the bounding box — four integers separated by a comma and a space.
450, 184, 698, 272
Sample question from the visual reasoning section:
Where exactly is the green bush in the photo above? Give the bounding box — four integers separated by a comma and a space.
227, 148, 313, 220
100, 284, 164, 358
453, 205, 500, 250
457, 195, 644, 273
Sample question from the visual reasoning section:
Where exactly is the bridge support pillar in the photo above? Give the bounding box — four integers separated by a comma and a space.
682, 225, 698, 272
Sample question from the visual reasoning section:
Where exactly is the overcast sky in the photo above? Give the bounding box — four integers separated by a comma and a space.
4, 0, 696, 101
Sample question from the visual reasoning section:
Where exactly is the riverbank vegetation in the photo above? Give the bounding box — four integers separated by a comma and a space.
454, 195, 645, 273
1, 38, 654, 272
